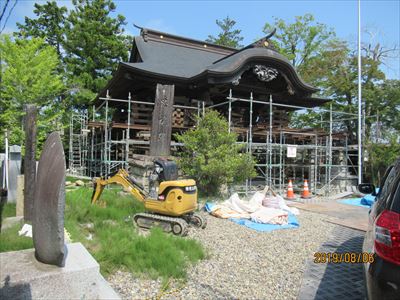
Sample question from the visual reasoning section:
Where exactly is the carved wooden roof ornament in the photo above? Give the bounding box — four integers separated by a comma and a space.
253, 65, 279, 82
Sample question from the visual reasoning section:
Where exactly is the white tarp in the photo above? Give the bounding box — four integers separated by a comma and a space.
209, 187, 299, 225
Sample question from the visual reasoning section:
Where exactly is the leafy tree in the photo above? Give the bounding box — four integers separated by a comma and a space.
16, 0, 132, 108
301, 39, 395, 143
0, 36, 65, 151
373, 80, 400, 133
206, 16, 244, 49
175, 110, 256, 196
365, 136, 400, 185
64, 0, 131, 106
16, 1, 68, 59
263, 14, 335, 80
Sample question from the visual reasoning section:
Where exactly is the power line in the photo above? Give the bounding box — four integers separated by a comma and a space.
0, 0, 17, 34
0, 0, 11, 22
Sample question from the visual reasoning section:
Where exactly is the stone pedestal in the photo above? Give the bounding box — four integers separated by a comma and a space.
16, 175, 24, 217
0, 243, 120, 300
7, 145, 22, 203
128, 154, 157, 190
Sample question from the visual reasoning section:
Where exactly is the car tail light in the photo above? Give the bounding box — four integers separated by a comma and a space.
374, 210, 400, 265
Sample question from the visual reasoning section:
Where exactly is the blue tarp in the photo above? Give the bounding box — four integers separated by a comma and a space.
338, 188, 379, 208
360, 194, 376, 206
205, 202, 299, 232
338, 198, 370, 208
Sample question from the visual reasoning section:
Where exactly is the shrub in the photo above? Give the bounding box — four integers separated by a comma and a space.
175, 110, 256, 195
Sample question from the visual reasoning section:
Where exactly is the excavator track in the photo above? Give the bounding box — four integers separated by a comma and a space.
184, 213, 207, 229
133, 213, 189, 236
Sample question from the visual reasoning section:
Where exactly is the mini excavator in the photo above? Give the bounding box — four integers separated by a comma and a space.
91, 159, 206, 236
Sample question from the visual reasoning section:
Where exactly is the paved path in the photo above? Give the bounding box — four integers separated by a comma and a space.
297, 225, 366, 300
288, 200, 369, 231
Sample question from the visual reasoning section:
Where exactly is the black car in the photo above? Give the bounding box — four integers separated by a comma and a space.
359, 158, 400, 300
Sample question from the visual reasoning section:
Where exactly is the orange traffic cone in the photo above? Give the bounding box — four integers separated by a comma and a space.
286, 180, 295, 200
301, 179, 311, 199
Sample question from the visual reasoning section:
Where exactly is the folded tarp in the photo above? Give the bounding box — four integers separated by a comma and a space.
360, 188, 379, 206
338, 198, 370, 208
205, 202, 299, 232
338, 188, 379, 208
360, 194, 376, 206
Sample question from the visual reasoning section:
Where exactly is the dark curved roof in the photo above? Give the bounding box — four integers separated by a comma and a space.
123, 34, 318, 94
98, 27, 328, 107
123, 36, 226, 78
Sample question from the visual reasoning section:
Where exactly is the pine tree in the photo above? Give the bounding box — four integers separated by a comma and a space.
206, 16, 244, 49
16, 1, 68, 59
64, 0, 131, 105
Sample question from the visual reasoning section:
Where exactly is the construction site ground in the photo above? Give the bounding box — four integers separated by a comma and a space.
287, 198, 369, 231
108, 195, 370, 299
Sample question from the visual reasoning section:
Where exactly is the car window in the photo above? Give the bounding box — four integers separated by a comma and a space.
390, 179, 400, 213
376, 165, 393, 198
376, 165, 397, 203
377, 159, 400, 207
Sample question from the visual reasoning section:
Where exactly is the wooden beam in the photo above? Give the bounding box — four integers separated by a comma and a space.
150, 84, 175, 156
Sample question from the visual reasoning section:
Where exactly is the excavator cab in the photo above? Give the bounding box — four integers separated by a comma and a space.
91, 159, 206, 236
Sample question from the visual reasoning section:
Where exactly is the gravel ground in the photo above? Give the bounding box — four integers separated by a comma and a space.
108, 209, 336, 300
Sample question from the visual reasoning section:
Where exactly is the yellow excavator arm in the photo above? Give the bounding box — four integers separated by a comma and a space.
91, 169, 146, 204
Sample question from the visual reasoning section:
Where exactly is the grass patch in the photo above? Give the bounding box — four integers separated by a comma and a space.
66, 176, 90, 183
1, 202, 16, 219
65, 187, 205, 279
0, 224, 33, 252
0, 186, 205, 280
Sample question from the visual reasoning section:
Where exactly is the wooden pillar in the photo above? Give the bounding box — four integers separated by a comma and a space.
24, 104, 37, 222
150, 84, 175, 156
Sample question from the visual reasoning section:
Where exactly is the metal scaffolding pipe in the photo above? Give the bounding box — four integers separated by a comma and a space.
228, 89, 232, 133
125, 92, 131, 169
197, 101, 200, 126
99, 97, 155, 106
249, 92, 253, 189
225, 97, 358, 116
104, 91, 109, 177
269, 95, 273, 186
357, 0, 363, 184
328, 104, 333, 194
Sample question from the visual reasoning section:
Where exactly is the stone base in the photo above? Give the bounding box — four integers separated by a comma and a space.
1, 216, 24, 231
0, 243, 120, 300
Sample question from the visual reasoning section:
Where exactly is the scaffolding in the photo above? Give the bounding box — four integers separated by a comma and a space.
209, 90, 359, 195
68, 112, 89, 176
84, 91, 200, 178
71, 89, 360, 196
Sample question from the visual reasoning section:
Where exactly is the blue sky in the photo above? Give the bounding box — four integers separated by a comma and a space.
2, 0, 399, 78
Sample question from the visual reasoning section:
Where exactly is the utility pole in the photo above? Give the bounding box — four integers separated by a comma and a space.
357, 0, 363, 184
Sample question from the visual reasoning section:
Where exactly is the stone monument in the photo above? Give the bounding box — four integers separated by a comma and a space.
0, 131, 120, 299
33, 132, 67, 267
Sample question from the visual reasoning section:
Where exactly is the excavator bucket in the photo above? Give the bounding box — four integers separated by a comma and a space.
91, 178, 106, 204
91, 182, 97, 203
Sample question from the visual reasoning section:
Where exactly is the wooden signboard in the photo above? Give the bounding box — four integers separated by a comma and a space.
150, 84, 175, 156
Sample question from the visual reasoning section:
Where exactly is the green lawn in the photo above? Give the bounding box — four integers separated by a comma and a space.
0, 187, 205, 279
0, 223, 33, 252
2, 202, 16, 219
